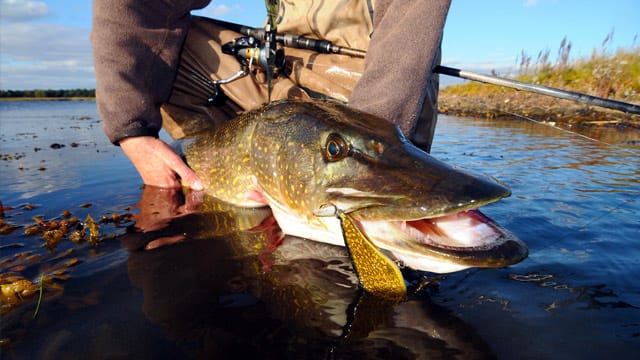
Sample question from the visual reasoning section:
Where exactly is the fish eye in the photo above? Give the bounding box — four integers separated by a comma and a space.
324, 133, 349, 161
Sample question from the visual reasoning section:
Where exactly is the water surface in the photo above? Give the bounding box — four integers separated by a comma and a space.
1, 101, 638, 359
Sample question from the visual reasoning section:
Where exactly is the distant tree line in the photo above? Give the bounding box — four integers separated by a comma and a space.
0, 89, 95, 98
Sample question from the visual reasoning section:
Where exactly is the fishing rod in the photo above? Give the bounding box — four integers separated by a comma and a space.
433, 65, 640, 115
206, 18, 367, 58
202, 17, 640, 116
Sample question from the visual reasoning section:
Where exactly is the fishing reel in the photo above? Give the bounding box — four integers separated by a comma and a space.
202, 36, 285, 106
203, 1, 296, 104
222, 36, 285, 74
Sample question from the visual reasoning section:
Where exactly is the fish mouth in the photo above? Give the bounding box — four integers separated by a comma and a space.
355, 208, 528, 273
318, 182, 527, 273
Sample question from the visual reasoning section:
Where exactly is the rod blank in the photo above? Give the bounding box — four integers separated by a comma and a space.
434, 65, 640, 115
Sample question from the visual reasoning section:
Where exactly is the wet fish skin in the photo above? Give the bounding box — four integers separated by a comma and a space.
183, 99, 527, 273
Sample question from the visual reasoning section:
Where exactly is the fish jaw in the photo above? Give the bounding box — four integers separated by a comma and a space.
264, 191, 346, 247
267, 190, 527, 273
358, 210, 528, 273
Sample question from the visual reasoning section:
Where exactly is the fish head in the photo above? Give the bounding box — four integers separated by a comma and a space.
251, 100, 527, 273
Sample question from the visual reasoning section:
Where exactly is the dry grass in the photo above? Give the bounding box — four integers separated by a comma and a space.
439, 35, 640, 128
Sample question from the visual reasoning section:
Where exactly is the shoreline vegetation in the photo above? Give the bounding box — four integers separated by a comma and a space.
0, 89, 95, 101
438, 36, 640, 129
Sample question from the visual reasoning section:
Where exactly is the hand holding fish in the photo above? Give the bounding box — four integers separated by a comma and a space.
120, 136, 204, 191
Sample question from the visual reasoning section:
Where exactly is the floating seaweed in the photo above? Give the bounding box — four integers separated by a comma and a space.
1, 204, 135, 316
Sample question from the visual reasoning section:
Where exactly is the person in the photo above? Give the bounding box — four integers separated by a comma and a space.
91, 0, 450, 190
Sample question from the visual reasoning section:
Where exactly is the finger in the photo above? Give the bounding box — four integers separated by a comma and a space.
171, 160, 204, 191
181, 171, 204, 191
157, 143, 204, 191
121, 137, 183, 188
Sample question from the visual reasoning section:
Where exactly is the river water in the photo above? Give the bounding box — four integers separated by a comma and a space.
1, 101, 638, 359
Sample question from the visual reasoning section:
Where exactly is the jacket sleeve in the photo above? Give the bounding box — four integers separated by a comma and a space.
92, 0, 210, 144
348, 0, 451, 147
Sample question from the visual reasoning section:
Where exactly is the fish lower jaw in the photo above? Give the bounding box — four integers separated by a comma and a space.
268, 198, 524, 274
269, 206, 345, 247
358, 209, 520, 273
271, 211, 478, 273
355, 222, 477, 273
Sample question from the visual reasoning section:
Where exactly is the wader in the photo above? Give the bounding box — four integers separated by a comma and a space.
161, 0, 441, 152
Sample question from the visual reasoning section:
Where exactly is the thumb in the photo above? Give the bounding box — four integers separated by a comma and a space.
158, 143, 204, 191
180, 169, 204, 191
170, 159, 203, 191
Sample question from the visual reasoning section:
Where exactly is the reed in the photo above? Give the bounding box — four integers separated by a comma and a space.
439, 33, 640, 126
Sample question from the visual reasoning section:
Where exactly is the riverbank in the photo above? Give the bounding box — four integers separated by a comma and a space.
438, 47, 640, 129
438, 91, 639, 128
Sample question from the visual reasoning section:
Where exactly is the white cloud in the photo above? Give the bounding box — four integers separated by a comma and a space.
522, 0, 539, 8
193, 3, 236, 18
1, 23, 89, 60
441, 57, 461, 67
0, 2, 244, 91
208, 4, 233, 17
0, 22, 94, 89
0, 0, 49, 22
0, 61, 95, 90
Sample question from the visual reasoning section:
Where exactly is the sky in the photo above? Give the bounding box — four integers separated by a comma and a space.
0, 0, 638, 90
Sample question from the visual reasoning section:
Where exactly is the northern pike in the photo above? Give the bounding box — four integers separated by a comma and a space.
182, 100, 527, 277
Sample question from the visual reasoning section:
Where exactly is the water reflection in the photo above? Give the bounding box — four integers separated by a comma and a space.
119, 186, 496, 359
561, 123, 640, 146
0, 101, 118, 200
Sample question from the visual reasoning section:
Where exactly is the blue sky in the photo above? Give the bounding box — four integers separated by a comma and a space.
0, 0, 637, 90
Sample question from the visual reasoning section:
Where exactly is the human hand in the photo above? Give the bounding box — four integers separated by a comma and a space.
119, 136, 204, 190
